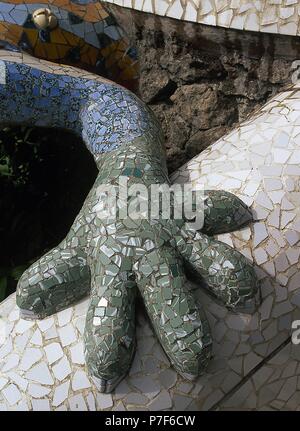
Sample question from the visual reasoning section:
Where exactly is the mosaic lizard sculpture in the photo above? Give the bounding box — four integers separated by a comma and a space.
0, 1, 260, 393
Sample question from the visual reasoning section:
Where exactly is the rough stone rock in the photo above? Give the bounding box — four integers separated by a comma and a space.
108, 6, 300, 172
185, 126, 228, 160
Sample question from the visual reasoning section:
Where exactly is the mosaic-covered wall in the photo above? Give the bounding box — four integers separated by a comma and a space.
102, 0, 300, 37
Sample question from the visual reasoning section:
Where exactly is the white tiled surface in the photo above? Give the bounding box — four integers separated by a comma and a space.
218, 342, 300, 410
103, 0, 300, 36
0, 294, 213, 411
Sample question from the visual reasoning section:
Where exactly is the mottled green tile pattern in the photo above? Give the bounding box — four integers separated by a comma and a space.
201, 190, 253, 235
17, 138, 259, 392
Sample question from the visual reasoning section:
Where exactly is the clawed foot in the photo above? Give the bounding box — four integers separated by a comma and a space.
16, 177, 260, 392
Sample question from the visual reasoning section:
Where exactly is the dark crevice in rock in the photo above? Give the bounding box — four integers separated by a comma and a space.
148, 79, 177, 104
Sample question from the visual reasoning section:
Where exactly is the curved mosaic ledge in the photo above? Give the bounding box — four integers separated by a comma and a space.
102, 0, 300, 37
171, 81, 300, 409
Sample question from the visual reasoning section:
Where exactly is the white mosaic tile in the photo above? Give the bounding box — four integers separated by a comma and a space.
44, 343, 64, 365
6, 371, 28, 392
14, 319, 34, 335
52, 356, 72, 381
30, 329, 43, 346
69, 342, 85, 365
2, 384, 22, 406
57, 309, 73, 327
58, 324, 77, 347
25, 362, 54, 385
71, 370, 91, 391
52, 381, 70, 407
37, 317, 54, 332
1, 353, 19, 372
28, 383, 51, 398
31, 399, 50, 411
19, 348, 42, 371
69, 394, 88, 411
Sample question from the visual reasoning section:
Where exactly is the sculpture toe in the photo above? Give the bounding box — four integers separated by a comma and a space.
16, 242, 90, 319
84, 262, 136, 391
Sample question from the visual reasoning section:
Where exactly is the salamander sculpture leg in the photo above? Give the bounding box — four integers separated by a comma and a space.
0, 51, 260, 393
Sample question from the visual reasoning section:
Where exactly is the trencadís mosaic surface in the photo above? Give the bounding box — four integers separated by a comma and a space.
102, 0, 300, 37
0, 0, 138, 89
0, 49, 259, 394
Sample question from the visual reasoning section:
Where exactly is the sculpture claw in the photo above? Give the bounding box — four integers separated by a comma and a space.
91, 374, 127, 394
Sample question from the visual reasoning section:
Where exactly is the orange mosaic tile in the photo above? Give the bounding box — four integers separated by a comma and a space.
1, 0, 109, 22
0, 22, 23, 45
0, 1, 139, 89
